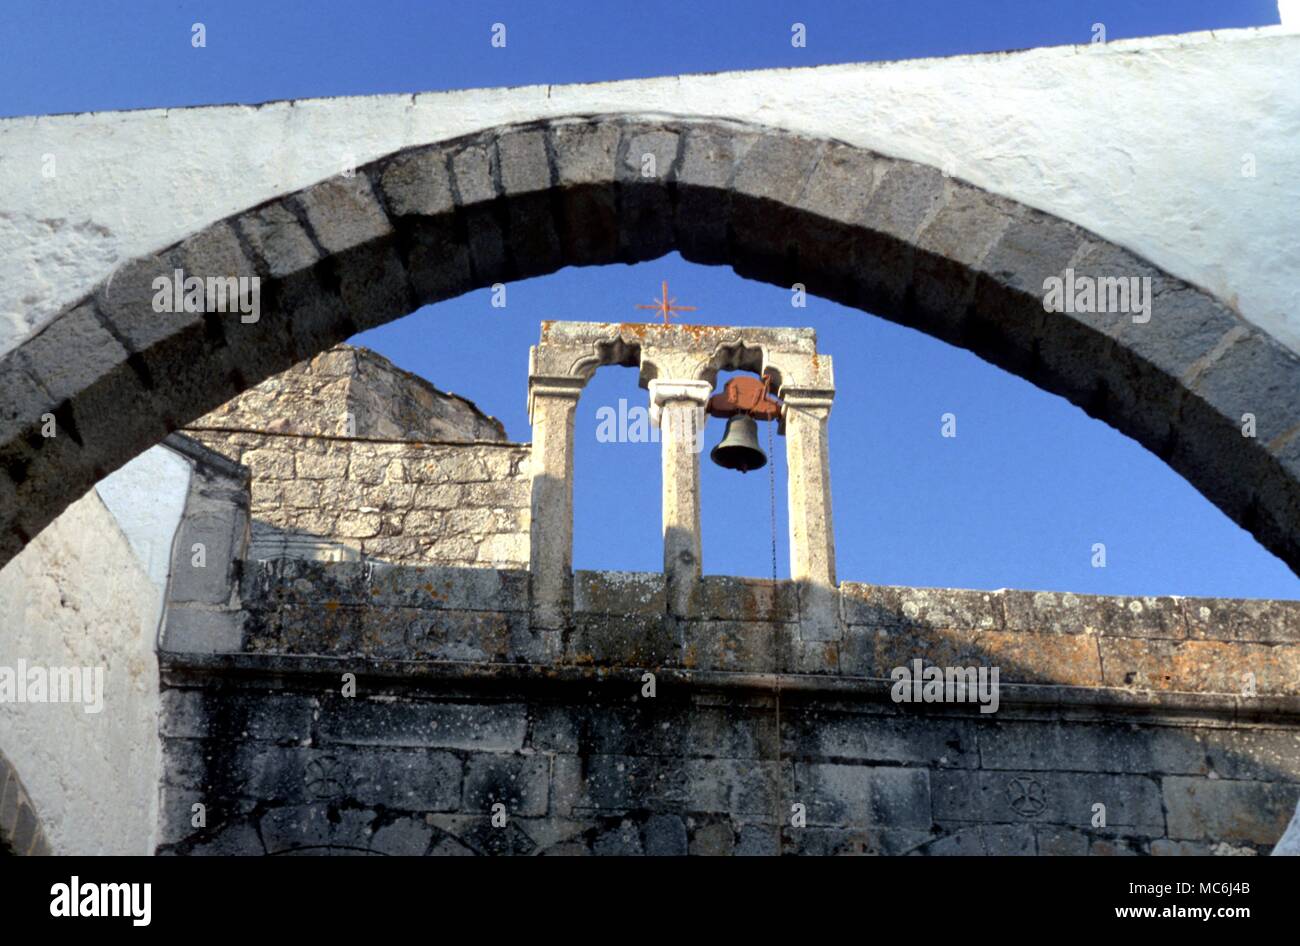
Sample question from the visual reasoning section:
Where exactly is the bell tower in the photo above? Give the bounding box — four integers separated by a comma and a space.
526, 321, 838, 638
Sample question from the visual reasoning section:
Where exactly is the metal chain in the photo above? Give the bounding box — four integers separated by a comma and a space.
768, 406, 782, 854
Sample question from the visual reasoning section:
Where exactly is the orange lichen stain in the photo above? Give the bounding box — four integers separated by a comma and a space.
681, 323, 726, 342
324, 600, 340, 611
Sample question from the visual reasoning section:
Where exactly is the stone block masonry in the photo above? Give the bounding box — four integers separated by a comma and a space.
194, 344, 507, 443
184, 428, 530, 569
6, 35, 1300, 857
33, 318, 1296, 856
155, 679, 793, 856
155, 565, 1300, 855
178, 343, 530, 569
155, 670, 1300, 856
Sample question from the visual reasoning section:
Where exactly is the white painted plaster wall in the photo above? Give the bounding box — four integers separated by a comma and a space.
0, 485, 166, 854
95, 445, 193, 597
2, 26, 1297, 357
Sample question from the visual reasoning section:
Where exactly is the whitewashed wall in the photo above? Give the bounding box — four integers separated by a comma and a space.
0, 445, 189, 854
1, 25, 1297, 357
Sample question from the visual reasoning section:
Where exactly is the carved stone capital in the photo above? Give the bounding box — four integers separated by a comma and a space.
780, 385, 836, 418
648, 378, 713, 427
527, 374, 586, 423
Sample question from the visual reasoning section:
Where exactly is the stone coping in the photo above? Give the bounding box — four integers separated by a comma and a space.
215, 561, 1300, 704
242, 560, 1300, 643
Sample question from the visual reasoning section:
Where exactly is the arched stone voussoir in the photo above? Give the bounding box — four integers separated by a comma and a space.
0, 749, 51, 855
0, 297, 165, 553
2, 114, 1298, 577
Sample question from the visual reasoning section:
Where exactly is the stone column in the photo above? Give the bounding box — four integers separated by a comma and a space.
527, 373, 586, 629
781, 386, 838, 639
649, 379, 713, 618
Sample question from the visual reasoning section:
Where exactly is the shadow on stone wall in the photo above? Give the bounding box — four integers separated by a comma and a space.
0, 749, 51, 856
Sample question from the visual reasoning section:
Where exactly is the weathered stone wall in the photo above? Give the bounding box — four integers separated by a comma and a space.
155, 563, 1300, 855
182, 430, 530, 568
177, 344, 530, 569
193, 344, 506, 442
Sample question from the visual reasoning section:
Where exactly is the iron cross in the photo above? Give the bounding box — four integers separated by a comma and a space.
636, 280, 697, 325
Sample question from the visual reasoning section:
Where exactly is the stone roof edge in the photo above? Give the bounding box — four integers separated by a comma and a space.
161, 431, 250, 483
341, 343, 509, 441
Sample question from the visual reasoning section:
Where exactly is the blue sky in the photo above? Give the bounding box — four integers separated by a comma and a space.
6, 1, 1296, 598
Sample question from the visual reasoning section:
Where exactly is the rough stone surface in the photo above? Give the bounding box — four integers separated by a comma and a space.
146, 556, 1300, 856
140, 327, 1300, 856
180, 344, 527, 569
8, 303, 1300, 856
194, 343, 506, 442
157, 657, 1300, 856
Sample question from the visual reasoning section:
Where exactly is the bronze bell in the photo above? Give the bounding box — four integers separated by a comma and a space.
710, 415, 767, 473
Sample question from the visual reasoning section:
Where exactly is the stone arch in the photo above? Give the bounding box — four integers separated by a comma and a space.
0, 749, 51, 855
698, 340, 781, 391
552, 326, 795, 395
2, 115, 1297, 575
565, 336, 643, 382
543, 333, 662, 585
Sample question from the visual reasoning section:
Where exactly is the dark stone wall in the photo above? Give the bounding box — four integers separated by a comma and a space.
155, 673, 1300, 856
0, 749, 50, 856
155, 564, 1300, 856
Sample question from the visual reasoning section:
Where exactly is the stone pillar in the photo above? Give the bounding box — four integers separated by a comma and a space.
781, 386, 838, 639
527, 373, 586, 629
649, 379, 712, 617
